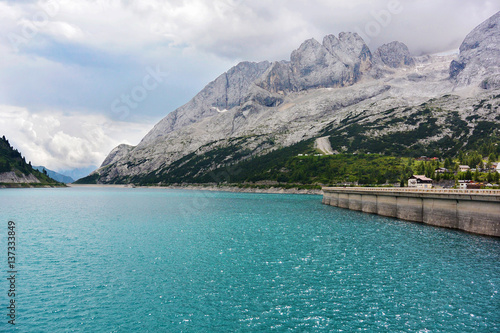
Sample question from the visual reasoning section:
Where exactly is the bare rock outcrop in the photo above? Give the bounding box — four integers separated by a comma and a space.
373, 41, 415, 68
0, 172, 40, 183
450, 11, 500, 87
101, 144, 135, 167
257, 32, 372, 93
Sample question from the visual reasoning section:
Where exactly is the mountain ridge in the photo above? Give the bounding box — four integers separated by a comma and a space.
33, 166, 75, 183
80, 12, 500, 185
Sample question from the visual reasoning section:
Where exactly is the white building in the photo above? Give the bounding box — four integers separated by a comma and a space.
408, 175, 433, 189
459, 165, 470, 173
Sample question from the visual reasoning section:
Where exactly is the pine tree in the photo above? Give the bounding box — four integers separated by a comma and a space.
416, 162, 425, 175
425, 162, 434, 178
458, 150, 465, 164
487, 172, 493, 183
488, 153, 497, 163
444, 157, 451, 169
473, 169, 480, 182
435, 172, 441, 182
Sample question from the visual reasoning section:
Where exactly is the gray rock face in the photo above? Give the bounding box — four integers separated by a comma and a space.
323, 32, 372, 75
289, 38, 354, 90
140, 61, 271, 145
244, 85, 284, 108
101, 144, 135, 167
255, 61, 293, 94
257, 32, 372, 93
480, 74, 500, 89
373, 41, 415, 68
450, 11, 500, 87
449, 60, 466, 78
0, 171, 40, 183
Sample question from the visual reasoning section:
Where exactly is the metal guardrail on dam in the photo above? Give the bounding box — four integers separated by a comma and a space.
322, 187, 500, 237
322, 187, 500, 195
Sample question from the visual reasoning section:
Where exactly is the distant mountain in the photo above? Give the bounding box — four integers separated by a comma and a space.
58, 166, 98, 181
0, 136, 62, 186
79, 12, 500, 185
33, 166, 74, 183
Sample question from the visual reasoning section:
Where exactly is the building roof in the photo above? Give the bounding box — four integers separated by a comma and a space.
410, 175, 433, 181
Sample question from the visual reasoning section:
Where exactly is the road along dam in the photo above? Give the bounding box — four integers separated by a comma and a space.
322, 187, 500, 237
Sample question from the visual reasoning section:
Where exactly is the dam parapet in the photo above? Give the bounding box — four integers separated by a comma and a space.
322, 187, 500, 237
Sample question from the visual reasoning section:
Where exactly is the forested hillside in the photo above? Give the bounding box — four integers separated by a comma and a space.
0, 136, 63, 187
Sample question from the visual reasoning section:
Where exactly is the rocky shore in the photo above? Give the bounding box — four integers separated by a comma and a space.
69, 183, 323, 195
154, 185, 323, 195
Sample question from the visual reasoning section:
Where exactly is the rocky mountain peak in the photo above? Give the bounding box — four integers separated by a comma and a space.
339, 32, 372, 74
323, 33, 372, 73
257, 32, 372, 94
101, 144, 135, 167
450, 11, 500, 88
290, 38, 330, 70
336, 32, 372, 63
373, 41, 415, 68
139, 60, 271, 146
289, 36, 357, 90
460, 12, 499, 53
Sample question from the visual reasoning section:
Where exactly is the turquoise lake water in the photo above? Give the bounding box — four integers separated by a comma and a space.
0, 187, 499, 332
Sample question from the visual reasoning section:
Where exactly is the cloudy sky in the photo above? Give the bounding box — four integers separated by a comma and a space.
0, 0, 499, 174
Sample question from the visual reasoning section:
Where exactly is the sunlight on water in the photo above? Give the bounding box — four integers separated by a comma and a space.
0, 187, 499, 332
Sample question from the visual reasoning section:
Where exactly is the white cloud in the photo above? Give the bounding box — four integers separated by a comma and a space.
0, 0, 499, 173
43, 21, 84, 41
0, 105, 153, 171
2, 0, 499, 59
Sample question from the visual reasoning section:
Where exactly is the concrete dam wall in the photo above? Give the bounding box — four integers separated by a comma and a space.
322, 187, 500, 237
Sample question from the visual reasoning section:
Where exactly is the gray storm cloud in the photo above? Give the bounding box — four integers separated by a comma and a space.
0, 0, 498, 170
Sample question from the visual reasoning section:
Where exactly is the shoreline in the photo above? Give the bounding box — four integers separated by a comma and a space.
68, 183, 323, 195
0, 183, 66, 189
149, 185, 323, 195
67, 184, 131, 188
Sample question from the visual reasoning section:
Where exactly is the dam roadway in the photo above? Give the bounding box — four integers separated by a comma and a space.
322, 187, 500, 237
